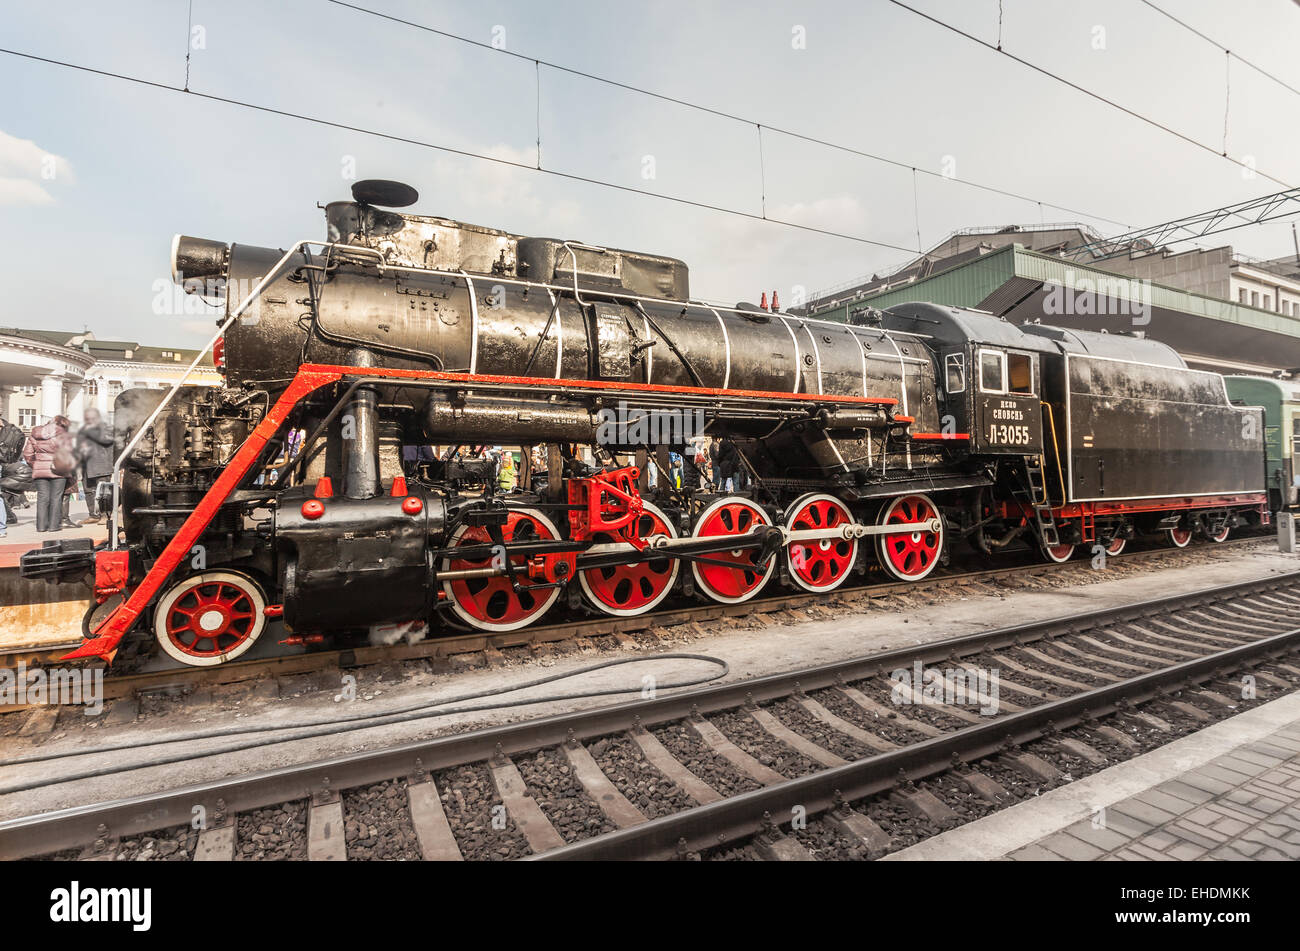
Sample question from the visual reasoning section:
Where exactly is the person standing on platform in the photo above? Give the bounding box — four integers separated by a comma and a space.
23, 415, 73, 533
76, 408, 114, 525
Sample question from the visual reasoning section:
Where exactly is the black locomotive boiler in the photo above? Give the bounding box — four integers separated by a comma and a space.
24, 181, 1269, 668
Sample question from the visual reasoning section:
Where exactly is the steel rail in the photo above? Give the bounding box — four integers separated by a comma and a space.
2, 537, 1269, 700
1, 569, 1296, 860
531, 625, 1300, 860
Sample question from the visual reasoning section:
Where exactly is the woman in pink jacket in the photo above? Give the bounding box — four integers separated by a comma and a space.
22, 415, 73, 533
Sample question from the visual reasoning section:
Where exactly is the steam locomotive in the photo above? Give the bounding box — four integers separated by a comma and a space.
23, 181, 1269, 667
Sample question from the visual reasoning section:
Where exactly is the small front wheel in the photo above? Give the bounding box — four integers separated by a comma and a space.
154, 570, 268, 667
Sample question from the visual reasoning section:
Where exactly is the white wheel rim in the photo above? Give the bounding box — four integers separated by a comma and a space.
1043, 542, 1075, 563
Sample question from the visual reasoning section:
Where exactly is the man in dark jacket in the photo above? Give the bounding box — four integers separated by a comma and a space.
77, 408, 114, 524
22, 415, 72, 533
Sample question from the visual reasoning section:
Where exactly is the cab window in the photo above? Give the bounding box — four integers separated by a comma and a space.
978, 349, 1005, 394
1007, 352, 1034, 394
945, 352, 966, 393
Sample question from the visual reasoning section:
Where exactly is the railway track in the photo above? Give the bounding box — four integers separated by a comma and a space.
3, 568, 1297, 861
1, 535, 1271, 705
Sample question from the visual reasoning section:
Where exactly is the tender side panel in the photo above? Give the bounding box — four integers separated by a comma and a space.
1066, 356, 1265, 501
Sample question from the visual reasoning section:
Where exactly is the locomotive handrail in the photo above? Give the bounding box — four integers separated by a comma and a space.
109, 238, 333, 549
1040, 400, 1068, 502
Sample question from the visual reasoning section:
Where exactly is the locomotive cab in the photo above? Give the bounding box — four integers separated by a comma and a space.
881, 303, 1050, 455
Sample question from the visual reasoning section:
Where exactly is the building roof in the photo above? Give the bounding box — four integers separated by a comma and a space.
0, 328, 213, 367
801, 223, 1151, 315
809, 243, 1300, 375
0, 328, 88, 348
1244, 255, 1300, 282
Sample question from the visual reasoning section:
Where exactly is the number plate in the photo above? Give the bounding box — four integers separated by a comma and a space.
977, 395, 1043, 451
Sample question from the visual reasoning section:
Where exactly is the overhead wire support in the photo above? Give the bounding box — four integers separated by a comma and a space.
321, 0, 1132, 229
1068, 188, 1300, 262
1222, 49, 1231, 156
1137, 0, 1300, 101
183, 0, 194, 91
911, 168, 922, 253
0, 44, 922, 254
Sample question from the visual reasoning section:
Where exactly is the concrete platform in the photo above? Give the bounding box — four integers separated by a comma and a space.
1, 495, 102, 652
887, 692, 1300, 861
1, 494, 103, 568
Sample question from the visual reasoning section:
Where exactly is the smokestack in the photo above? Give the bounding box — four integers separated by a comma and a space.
771, 290, 780, 312
759, 292, 767, 310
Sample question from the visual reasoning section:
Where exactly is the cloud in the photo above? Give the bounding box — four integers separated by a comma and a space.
427, 143, 584, 234
432, 143, 543, 210
0, 178, 55, 205
0, 129, 75, 205
768, 194, 869, 235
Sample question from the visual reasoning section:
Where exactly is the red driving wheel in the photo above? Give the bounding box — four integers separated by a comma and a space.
690, 496, 775, 604
442, 508, 563, 631
876, 494, 944, 581
784, 493, 858, 592
1042, 541, 1076, 563
579, 501, 679, 616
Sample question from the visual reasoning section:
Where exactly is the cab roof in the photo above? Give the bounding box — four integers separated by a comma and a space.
882, 301, 1185, 368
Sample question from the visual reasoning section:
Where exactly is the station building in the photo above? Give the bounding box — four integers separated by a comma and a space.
802, 224, 1300, 376
0, 328, 220, 430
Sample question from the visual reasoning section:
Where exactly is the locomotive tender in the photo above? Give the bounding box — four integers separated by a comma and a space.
23, 181, 1269, 667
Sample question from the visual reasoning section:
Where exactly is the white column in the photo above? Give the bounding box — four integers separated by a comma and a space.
39, 373, 64, 422
96, 379, 110, 415
65, 382, 85, 422
0, 385, 12, 421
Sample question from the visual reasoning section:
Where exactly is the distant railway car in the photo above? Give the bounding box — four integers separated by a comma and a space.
1224, 374, 1300, 511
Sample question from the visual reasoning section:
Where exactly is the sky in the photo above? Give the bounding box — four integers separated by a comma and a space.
3, 0, 1300, 348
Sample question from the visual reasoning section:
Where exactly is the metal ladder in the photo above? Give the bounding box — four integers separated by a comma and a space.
1024, 454, 1060, 547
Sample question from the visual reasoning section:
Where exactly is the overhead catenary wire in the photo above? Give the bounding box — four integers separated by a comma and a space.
887, 0, 1295, 190
4, 11, 1288, 310
1137, 0, 1300, 101
321, 0, 1133, 229
0, 45, 920, 255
